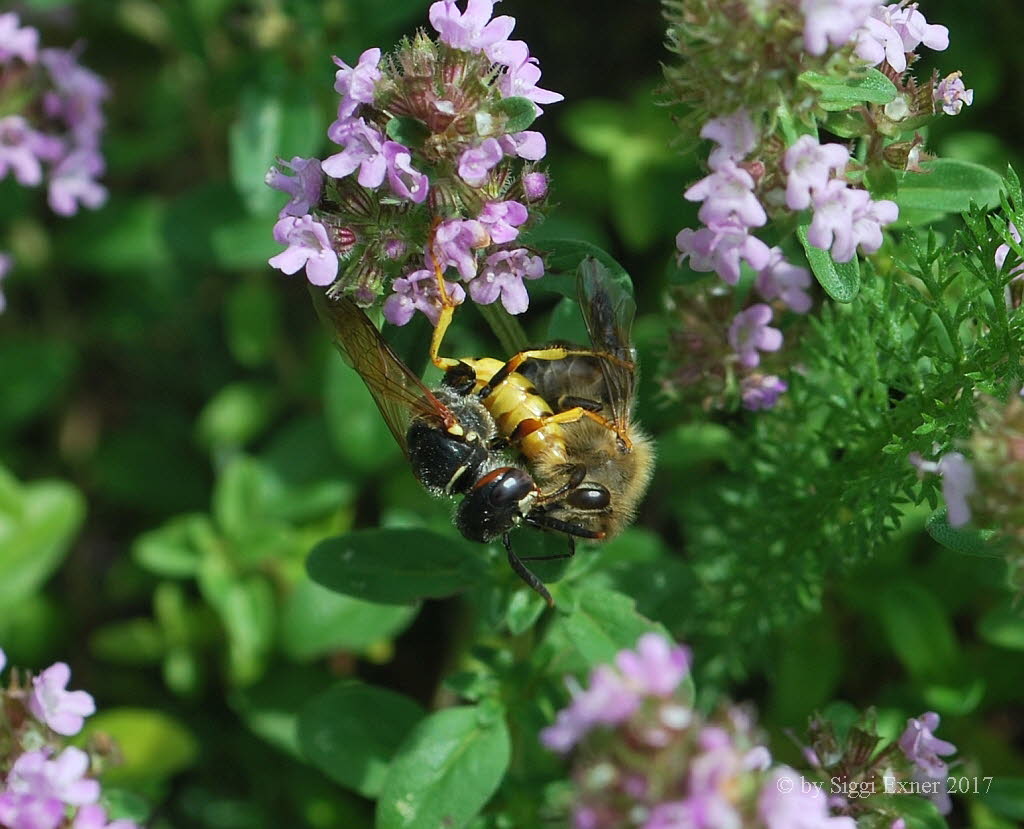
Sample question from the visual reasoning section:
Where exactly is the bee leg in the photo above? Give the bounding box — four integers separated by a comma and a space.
524, 513, 605, 541
555, 395, 604, 413
503, 533, 554, 607
536, 464, 587, 504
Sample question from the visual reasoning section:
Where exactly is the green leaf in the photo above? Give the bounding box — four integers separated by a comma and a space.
0, 473, 85, 607
505, 589, 546, 635
90, 619, 166, 665
132, 513, 211, 578
298, 681, 425, 798
876, 581, 958, 681
871, 795, 947, 829
539, 238, 634, 300
219, 576, 276, 686
983, 778, 1024, 821
307, 529, 487, 604
280, 577, 418, 659
896, 159, 1003, 214
81, 708, 199, 785
493, 96, 537, 133
229, 83, 322, 216
797, 224, 861, 302
376, 706, 510, 829
926, 508, 1004, 557
800, 68, 898, 111
225, 277, 280, 367
978, 603, 1024, 651
197, 382, 278, 449
0, 337, 76, 433
562, 586, 671, 668
386, 117, 430, 148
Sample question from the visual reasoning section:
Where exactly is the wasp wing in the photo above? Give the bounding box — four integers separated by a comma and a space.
312, 291, 455, 456
576, 258, 638, 427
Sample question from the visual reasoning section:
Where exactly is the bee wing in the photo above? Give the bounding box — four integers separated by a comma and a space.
577, 257, 638, 426
312, 292, 456, 456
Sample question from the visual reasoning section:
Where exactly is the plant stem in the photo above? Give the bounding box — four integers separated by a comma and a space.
477, 302, 530, 354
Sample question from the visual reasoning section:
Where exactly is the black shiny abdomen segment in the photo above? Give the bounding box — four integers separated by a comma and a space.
406, 420, 487, 494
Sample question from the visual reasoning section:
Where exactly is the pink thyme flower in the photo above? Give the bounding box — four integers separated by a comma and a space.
701, 109, 758, 170
0, 792, 65, 829
851, 195, 898, 256
333, 47, 382, 106
890, 3, 949, 54
995, 221, 1024, 277
431, 218, 490, 279
899, 712, 957, 814
756, 248, 813, 313
47, 149, 107, 217
0, 253, 9, 313
0, 116, 55, 187
934, 72, 973, 116
383, 269, 466, 326
72, 805, 139, 829
268, 215, 339, 286
800, 0, 877, 56
29, 663, 96, 736
458, 137, 504, 186
477, 200, 528, 244
807, 181, 872, 262
540, 666, 641, 754
0, 12, 39, 64
615, 633, 691, 697
853, 6, 910, 72
498, 130, 546, 161
39, 48, 108, 149
5, 747, 100, 806
909, 451, 977, 526
265, 156, 324, 219
676, 220, 772, 285
685, 160, 767, 229
469, 248, 543, 314
782, 135, 850, 211
429, 0, 516, 55
490, 40, 563, 111
522, 171, 548, 201
729, 304, 782, 368
741, 374, 788, 411
323, 118, 386, 186
382, 141, 429, 203
759, 767, 857, 829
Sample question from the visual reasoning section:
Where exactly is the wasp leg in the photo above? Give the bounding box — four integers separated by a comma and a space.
503, 533, 554, 607
535, 464, 587, 504
510, 407, 633, 450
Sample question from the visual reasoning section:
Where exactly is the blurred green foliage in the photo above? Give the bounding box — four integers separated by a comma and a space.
2, 0, 1024, 827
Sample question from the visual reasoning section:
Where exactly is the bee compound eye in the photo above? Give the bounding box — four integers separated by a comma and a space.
488, 468, 535, 507
566, 485, 611, 510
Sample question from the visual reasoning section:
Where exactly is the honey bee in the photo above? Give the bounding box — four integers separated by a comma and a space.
432, 259, 654, 542
314, 293, 603, 605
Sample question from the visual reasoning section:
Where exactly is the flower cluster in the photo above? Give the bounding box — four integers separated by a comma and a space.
663, 2, 967, 413
0, 12, 109, 310
267, 0, 561, 324
543, 635, 963, 827
0, 649, 138, 829
799, 708, 960, 818
541, 634, 858, 829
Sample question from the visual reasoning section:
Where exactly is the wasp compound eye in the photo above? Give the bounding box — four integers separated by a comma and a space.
488, 468, 536, 506
566, 485, 611, 511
